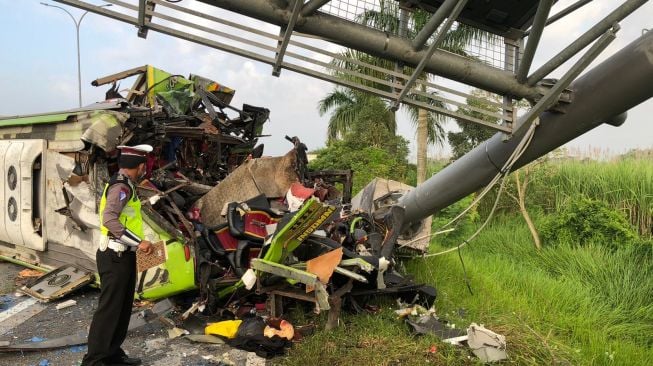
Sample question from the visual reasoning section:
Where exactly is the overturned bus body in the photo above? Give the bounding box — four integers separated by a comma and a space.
0, 66, 432, 320
0, 65, 270, 299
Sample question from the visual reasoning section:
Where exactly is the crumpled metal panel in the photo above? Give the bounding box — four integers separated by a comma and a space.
194, 150, 299, 227
44, 151, 98, 260
80, 111, 129, 152
351, 178, 432, 253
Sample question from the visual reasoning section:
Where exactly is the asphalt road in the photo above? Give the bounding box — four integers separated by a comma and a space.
0, 261, 265, 366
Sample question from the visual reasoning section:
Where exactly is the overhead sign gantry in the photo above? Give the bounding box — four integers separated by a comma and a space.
52, 0, 648, 138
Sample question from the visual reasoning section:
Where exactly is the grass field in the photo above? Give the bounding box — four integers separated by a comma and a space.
276, 157, 653, 365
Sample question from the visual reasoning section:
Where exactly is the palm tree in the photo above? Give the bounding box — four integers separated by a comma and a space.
318, 88, 395, 144
319, 1, 489, 184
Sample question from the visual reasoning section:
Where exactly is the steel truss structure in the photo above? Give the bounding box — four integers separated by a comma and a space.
53, 0, 648, 136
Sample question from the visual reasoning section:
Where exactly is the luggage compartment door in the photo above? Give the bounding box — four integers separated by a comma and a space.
0, 140, 46, 251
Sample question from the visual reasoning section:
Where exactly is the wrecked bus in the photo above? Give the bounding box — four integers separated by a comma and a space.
0, 65, 431, 319
0, 65, 271, 300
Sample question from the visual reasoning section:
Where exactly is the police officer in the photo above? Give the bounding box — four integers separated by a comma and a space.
82, 145, 154, 366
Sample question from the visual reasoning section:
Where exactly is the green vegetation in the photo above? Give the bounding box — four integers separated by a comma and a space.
447, 89, 501, 160
310, 97, 411, 194
279, 156, 653, 365
540, 196, 639, 250
543, 158, 653, 238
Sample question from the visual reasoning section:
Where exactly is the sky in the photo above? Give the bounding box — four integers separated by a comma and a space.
1, 0, 651, 159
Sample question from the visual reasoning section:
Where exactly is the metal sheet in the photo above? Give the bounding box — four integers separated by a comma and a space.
19, 264, 94, 302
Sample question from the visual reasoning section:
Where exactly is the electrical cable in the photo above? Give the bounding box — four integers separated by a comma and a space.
406, 122, 538, 298
458, 243, 473, 295
397, 122, 538, 255
420, 122, 538, 258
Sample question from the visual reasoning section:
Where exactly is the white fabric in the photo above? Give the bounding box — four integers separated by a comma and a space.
107, 239, 128, 252
117, 144, 153, 155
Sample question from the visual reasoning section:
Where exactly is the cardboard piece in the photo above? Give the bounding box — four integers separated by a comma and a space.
136, 241, 168, 272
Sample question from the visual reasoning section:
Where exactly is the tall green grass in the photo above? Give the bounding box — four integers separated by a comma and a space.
407, 217, 653, 365
537, 158, 652, 238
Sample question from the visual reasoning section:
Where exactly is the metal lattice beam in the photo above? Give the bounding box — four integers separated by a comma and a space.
301, 0, 330, 17
527, 0, 647, 85
53, 0, 514, 133
524, 0, 593, 36
393, 0, 467, 110
516, 0, 553, 83
272, 0, 302, 76
516, 25, 618, 135
196, 0, 542, 100
411, 0, 458, 51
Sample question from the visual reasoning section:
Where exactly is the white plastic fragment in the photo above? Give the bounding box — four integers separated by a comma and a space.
148, 195, 161, 205
242, 268, 257, 290
442, 335, 468, 346
55, 299, 77, 310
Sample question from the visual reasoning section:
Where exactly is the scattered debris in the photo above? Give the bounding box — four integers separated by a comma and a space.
18, 269, 43, 279
442, 335, 469, 346
467, 323, 507, 362
205, 320, 243, 339
396, 304, 466, 340
0, 332, 86, 352
226, 316, 292, 359
19, 265, 93, 302
68, 345, 87, 353
0, 65, 445, 360
55, 299, 77, 310
184, 334, 225, 344
168, 327, 189, 339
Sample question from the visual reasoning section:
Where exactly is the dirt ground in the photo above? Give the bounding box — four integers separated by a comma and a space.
0, 261, 266, 366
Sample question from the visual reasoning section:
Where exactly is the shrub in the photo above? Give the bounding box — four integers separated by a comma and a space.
540, 196, 638, 250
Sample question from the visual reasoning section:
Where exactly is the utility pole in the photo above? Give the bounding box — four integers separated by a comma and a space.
40, 2, 112, 108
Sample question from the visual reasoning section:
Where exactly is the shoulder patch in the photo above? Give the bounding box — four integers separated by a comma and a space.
119, 190, 128, 201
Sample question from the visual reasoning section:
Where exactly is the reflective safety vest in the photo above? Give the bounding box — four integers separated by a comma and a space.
99, 176, 143, 239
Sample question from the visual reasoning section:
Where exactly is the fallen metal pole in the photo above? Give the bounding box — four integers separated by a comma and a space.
399, 30, 653, 225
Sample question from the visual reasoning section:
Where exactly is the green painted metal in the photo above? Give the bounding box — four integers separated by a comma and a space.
138, 213, 197, 300
217, 198, 336, 298
263, 198, 335, 264
0, 255, 51, 273
0, 113, 72, 127
251, 259, 319, 285
138, 241, 196, 300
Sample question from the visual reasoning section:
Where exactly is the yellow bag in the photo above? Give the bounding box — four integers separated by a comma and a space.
204, 319, 243, 339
